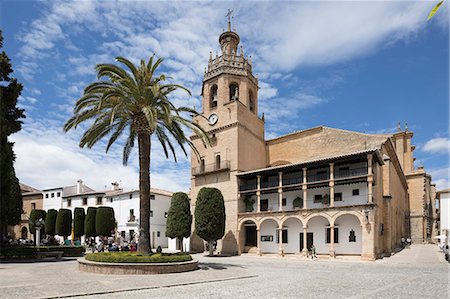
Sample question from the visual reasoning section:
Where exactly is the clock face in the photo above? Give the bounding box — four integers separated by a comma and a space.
208, 113, 218, 125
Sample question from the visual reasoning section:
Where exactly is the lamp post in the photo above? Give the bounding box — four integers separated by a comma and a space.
34, 218, 45, 246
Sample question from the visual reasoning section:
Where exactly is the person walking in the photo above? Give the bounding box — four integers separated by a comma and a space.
311, 244, 317, 259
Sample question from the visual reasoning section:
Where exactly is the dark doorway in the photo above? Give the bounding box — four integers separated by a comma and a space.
260, 199, 268, 211
300, 232, 314, 252
245, 225, 257, 246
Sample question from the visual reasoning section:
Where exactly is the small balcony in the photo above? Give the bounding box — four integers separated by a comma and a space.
192, 160, 231, 176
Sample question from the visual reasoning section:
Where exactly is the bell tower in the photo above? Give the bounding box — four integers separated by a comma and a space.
190, 16, 266, 255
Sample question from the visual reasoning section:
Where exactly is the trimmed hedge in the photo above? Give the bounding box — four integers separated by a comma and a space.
45, 209, 58, 235
85, 207, 97, 237
85, 252, 193, 263
95, 207, 115, 236
0, 246, 84, 259
56, 209, 72, 237
73, 207, 85, 238
29, 209, 47, 235
195, 187, 225, 242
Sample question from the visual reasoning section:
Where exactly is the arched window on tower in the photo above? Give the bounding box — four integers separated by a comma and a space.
249, 90, 254, 113
210, 85, 218, 108
229, 83, 239, 102
215, 155, 221, 170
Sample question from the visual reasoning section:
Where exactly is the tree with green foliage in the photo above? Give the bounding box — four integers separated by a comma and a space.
0, 30, 25, 240
29, 209, 46, 235
166, 192, 192, 252
95, 207, 115, 237
63, 56, 209, 254
85, 207, 97, 237
195, 187, 226, 256
45, 209, 58, 236
73, 208, 85, 239
56, 209, 72, 239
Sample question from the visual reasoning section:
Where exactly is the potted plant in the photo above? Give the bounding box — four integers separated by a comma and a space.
322, 194, 330, 205
244, 196, 256, 212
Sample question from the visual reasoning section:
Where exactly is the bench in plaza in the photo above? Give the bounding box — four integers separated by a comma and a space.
36, 251, 64, 259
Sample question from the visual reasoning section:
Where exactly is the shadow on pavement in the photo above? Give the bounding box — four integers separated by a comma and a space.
199, 262, 246, 270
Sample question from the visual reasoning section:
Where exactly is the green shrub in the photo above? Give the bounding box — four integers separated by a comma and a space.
29, 209, 46, 235
56, 209, 72, 238
0, 245, 84, 259
85, 207, 97, 237
95, 207, 115, 236
45, 209, 58, 235
195, 187, 225, 255
73, 207, 85, 238
85, 252, 193, 263
166, 192, 192, 251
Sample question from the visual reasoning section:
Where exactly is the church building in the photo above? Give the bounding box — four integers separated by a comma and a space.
189, 20, 436, 260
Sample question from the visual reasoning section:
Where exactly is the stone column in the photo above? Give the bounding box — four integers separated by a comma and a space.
256, 228, 261, 255
257, 175, 261, 212
278, 172, 283, 211
329, 163, 334, 207
303, 167, 308, 210
367, 154, 373, 203
302, 226, 308, 256
329, 226, 335, 258
278, 226, 284, 256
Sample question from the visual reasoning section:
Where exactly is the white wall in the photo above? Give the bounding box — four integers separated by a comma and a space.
334, 182, 368, 207
43, 188, 63, 211
308, 216, 329, 254
334, 214, 362, 254
105, 191, 171, 248
260, 219, 278, 253
441, 192, 450, 231
307, 186, 329, 209
283, 218, 303, 254
260, 192, 279, 211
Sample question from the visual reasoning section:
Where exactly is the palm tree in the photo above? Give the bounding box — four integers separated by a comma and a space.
64, 56, 209, 254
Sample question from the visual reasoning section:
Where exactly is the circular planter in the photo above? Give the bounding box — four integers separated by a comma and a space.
78, 257, 199, 274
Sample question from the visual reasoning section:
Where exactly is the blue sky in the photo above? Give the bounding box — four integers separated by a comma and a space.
1, 1, 449, 192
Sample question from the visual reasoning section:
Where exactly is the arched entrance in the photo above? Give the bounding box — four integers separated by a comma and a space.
307, 216, 330, 254
21, 226, 28, 239
260, 218, 279, 253
282, 217, 303, 254
334, 214, 362, 255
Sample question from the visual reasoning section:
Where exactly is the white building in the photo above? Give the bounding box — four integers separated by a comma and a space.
437, 189, 450, 247
43, 180, 173, 248
105, 187, 172, 248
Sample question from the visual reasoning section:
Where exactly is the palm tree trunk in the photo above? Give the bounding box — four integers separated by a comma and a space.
138, 132, 152, 254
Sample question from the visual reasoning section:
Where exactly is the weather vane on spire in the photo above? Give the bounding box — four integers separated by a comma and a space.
226, 9, 234, 31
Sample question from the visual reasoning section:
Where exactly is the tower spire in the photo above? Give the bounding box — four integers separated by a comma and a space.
226, 9, 233, 32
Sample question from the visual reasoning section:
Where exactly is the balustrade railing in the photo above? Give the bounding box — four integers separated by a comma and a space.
192, 160, 231, 175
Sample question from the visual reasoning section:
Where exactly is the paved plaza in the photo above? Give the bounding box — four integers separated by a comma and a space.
0, 244, 448, 298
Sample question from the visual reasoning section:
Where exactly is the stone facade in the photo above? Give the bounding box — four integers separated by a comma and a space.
189, 22, 434, 259
9, 183, 43, 240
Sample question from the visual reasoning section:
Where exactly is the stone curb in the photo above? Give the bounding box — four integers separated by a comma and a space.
77, 257, 199, 275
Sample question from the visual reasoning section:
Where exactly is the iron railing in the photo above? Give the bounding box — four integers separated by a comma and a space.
334, 167, 367, 179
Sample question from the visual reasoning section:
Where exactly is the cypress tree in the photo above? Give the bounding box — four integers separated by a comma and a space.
194, 187, 225, 256
29, 209, 46, 235
166, 192, 192, 252
73, 207, 85, 238
95, 207, 115, 237
45, 209, 58, 236
55, 209, 72, 238
84, 207, 97, 237
0, 30, 25, 239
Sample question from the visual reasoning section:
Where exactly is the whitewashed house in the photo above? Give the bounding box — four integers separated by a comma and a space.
437, 189, 450, 248
42, 180, 173, 248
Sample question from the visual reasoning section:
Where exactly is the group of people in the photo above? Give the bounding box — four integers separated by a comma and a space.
85, 237, 138, 253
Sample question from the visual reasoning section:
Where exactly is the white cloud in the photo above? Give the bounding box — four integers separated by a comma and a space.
423, 137, 450, 154
429, 167, 450, 191
10, 118, 191, 193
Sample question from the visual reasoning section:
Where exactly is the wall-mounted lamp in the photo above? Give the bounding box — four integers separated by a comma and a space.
364, 209, 370, 223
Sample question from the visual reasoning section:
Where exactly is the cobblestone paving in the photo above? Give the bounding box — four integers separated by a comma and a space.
0, 244, 448, 298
